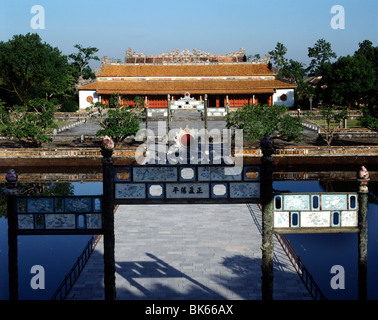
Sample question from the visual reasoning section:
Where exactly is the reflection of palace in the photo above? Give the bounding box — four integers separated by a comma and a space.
77, 48, 296, 110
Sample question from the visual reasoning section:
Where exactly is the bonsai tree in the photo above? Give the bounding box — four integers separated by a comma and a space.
0, 99, 56, 147
96, 104, 143, 145
319, 105, 348, 146
226, 103, 304, 142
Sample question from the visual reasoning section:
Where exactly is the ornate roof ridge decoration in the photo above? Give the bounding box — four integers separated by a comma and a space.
75, 76, 97, 88
250, 54, 270, 65
124, 48, 250, 64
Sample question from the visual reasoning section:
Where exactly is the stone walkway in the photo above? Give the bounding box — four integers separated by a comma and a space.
66, 203, 312, 300
56, 110, 315, 137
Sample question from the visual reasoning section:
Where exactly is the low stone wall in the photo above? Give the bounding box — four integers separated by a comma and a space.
54, 112, 90, 121
2, 169, 376, 184
0, 145, 377, 163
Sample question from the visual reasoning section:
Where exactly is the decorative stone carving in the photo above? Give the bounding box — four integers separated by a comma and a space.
124, 48, 249, 64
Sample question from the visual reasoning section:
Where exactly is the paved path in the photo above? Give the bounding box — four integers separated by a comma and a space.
57, 111, 314, 137
66, 203, 312, 300
57, 119, 102, 136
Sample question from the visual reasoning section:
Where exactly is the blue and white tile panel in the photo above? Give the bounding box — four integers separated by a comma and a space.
16, 196, 103, 231
114, 165, 260, 202
273, 193, 358, 229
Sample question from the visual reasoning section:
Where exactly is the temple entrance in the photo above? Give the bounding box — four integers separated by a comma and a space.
207, 95, 217, 108
170, 92, 204, 110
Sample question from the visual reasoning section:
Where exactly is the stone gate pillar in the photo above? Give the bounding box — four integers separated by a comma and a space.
6, 169, 19, 300
101, 136, 116, 300
260, 134, 274, 300
357, 166, 369, 300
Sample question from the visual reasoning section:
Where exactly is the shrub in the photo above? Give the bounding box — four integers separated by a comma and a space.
359, 105, 378, 131
49, 98, 60, 106
96, 106, 143, 144
226, 104, 304, 142
0, 101, 56, 147
319, 105, 348, 146
60, 100, 79, 112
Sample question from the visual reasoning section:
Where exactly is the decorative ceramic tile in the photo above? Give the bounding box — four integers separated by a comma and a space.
65, 197, 92, 213
27, 198, 54, 213
283, 194, 310, 211
198, 166, 242, 181
93, 198, 102, 212
17, 214, 34, 229
243, 166, 260, 181
147, 184, 164, 198
115, 184, 146, 199
45, 214, 75, 229
348, 194, 358, 210
115, 167, 131, 181
133, 167, 177, 182
179, 167, 196, 181
340, 211, 358, 227
230, 183, 260, 198
274, 211, 290, 228
87, 214, 103, 229
321, 194, 348, 211
300, 211, 330, 227
211, 183, 228, 198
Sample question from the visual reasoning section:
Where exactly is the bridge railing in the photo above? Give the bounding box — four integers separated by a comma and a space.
275, 233, 327, 300
50, 234, 102, 300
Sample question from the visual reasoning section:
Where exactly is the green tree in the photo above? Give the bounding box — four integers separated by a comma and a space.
134, 96, 144, 107
226, 104, 304, 142
69, 44, 100, 79
280, 59, 306, 83
318, 106, 348, 146
355, 40, 377, 63
60, 100, 79, 112
268, 42, 288, 78
0, 33, 70, 107
359, 105, 378, 131
276, 59, 314, 106
354, 40, 378, 114
307, 38, 337, 75
108, 93, 122, 108
319, 54, 375, 108
0, 99, 56, 147
96, 105, 143, 145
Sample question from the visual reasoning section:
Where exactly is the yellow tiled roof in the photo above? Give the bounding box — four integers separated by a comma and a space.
78, 79, 296, 95
97, 63, 275, 77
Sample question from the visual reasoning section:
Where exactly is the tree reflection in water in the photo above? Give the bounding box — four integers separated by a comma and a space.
0, 182, 74, 218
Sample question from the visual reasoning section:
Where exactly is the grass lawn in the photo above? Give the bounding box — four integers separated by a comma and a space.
305, 119, 364, 129
53, 120, 70, 127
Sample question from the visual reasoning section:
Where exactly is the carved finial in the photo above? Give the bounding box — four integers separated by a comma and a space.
5, 169, 18, 192
101, 136, 115, 159
260, 133, 274, 161
357, 166, 369, 193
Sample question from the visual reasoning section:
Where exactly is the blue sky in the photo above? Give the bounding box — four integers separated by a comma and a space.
1, 0, 377, 69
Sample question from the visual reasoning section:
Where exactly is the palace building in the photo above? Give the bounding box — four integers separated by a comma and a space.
77, 48, 296, 111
